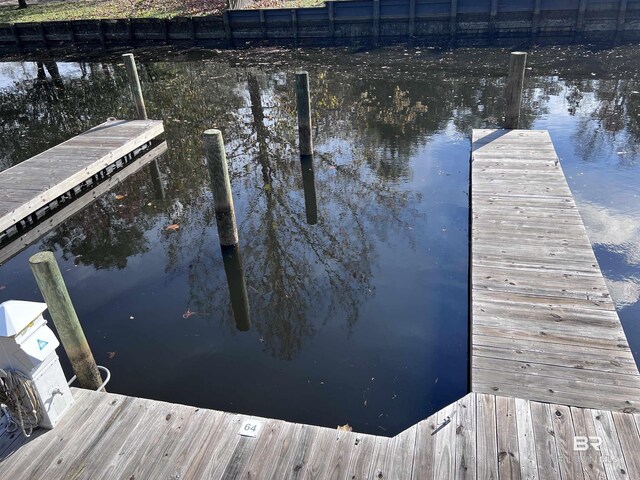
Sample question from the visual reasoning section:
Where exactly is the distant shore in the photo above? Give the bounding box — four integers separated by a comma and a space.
0, 0, 323, 25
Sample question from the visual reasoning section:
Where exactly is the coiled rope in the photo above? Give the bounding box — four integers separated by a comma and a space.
0, 368, 41, 437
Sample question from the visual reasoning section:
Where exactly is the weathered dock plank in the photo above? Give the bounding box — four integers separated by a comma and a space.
1, 389, 639, 479
3, 127, 640, 479
0, 141, 167, 266
0, 119, 164, 236
471, 129, 640, 413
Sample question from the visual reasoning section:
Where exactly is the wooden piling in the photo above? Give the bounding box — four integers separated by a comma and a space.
204, 129, 239, 246
295, 72, 313, 157
123, 53, 165, 200
504, 51, 527, 129
28, 251, 103, 391
122, 53, 147, 120
300, 155, 318, 225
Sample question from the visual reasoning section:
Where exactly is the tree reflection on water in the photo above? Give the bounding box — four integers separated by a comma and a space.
1, 45, 640, 433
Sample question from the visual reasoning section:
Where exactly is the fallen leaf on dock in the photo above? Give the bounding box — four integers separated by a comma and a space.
337, 424, 352, 432
165, 224, 180, 232
107, 351, 117, 359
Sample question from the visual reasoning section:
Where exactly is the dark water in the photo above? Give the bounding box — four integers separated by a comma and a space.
0, 45, 639, 435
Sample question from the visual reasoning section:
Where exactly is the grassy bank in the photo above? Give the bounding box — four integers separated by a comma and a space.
0, 0, 325, 24
249, 0, 323, 7
0, 0, 227, 23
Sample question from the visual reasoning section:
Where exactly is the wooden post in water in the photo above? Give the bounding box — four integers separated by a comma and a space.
204, 129, 239, 246
123, 52, 166, 200
122, 53, 147, 120
504, 51, 527, 129
29, 252, 103, 391
295, 72, 313, 156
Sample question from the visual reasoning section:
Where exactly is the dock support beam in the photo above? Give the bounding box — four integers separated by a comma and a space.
204, 129, 239, 246
295, 72, 313, 157
504, 51, 527, 129
29, 252, 103, 391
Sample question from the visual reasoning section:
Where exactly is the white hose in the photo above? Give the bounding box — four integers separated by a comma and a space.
66, 365, 111, 392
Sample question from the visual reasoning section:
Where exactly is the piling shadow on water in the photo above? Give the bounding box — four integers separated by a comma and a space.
300, 154, 318, 226
221, 244, 251, 332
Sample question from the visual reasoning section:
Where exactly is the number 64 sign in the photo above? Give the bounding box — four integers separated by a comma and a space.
239, 419, 263, 438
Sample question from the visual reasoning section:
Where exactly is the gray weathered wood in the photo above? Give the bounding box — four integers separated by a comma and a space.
29, 251, 102, 390
590, 410, 628, 480
122, 53, 147, 120
612, 411, 640, 480
550, 404, 583, 480
476, 393, 498, 480
0, 120, 164, 235
204, 129, 239, 246
383, 424, 416, 480
2, 389, 638, 480
0, 142, 167, 266
455, 394, 476, 480
433, 400, 457, 479
411, 413, 436, 479
529, 401, 561, 479
471, 129, 640, 413
496, 396, 520, 480
504, 53, 527, 129
514, 398, 538, 479
570, 406, 606, 480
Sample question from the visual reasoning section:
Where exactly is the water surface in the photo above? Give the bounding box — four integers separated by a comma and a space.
1, 45, 639, 434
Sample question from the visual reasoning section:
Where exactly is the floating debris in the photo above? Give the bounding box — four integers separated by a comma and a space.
182, 309, 208, 319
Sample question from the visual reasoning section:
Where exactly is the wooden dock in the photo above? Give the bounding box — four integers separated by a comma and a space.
2, 128, 640, 479
0, 119, 164, 249
471, 129, 640, 413
1, 388, 639, 479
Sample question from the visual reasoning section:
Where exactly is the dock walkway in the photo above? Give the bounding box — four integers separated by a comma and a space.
1, 128, 639, 479
471, 129, 640, 413
1, 388, 639, 479
0, 119, 164, 248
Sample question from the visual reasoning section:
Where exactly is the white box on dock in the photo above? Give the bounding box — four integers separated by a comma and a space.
0, 300, 74, 429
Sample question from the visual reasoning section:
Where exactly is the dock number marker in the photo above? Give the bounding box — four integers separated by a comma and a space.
238, 420, 263, 438
37, 339, 48, 351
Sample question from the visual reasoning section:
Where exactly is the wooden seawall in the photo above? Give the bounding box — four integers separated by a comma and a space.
1, 128, 640, 478
1, 0, 640, 54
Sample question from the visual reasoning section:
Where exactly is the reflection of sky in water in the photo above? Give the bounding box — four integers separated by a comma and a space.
534, 88, 640, 362
1, 45, 640, 431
